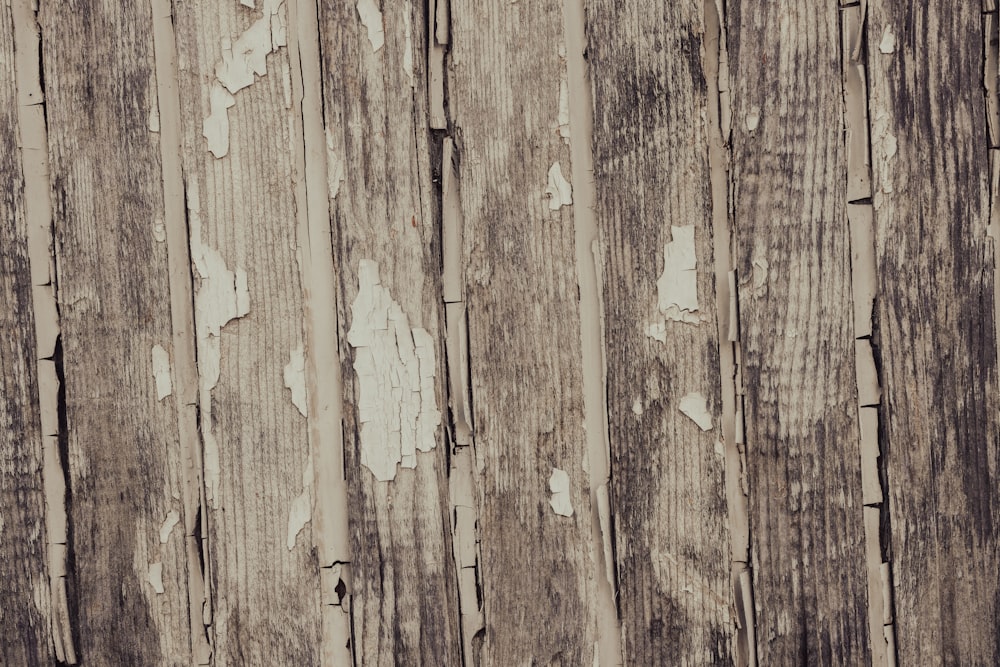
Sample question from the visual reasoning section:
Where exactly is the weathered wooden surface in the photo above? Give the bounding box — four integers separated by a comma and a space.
319, 0, 462, 663
0, 5, 51, 663
587, 1, 732, 663
450, 1, 599, 663
39, 0, 193, 662
728, 1, 872, 663
865, 2, 1000, 663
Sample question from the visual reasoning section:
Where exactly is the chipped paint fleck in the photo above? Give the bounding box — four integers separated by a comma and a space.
545, 162, 573, 210
357, 0, 385, 52
403, 10, 414, 87
240, 0, 254, 7
631, 399, 643, 415
287, 458, 313, 550
679, 392, 713, 431
148, 105, 160, 133
159, 509, 180, 543
151, 344, 172, 400
878, 26, 895, 54
745, 106, 760, 132
649, 225, 701, 330
347, 260, 441, 481
203, 83, 235, 158
283, 344, 308, 417
548, 468, 573, 517
147, 562, 164, 594
558, 78, 570, 139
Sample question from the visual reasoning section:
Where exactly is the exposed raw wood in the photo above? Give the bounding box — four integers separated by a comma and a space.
728, 1, 872, 663
38, 0, 192, 661
587, 1, 732, 663
865, 2, 1000, 663
170, 0, 320, 661
450, 1, 598, 662
318, 0, 461, 663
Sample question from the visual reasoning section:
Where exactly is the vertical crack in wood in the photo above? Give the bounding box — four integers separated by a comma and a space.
562, 0, 623, 663
149, 1, 213, 662
840, 3, 897, 664
704, 1, 755, 665
11, 0, 76, 661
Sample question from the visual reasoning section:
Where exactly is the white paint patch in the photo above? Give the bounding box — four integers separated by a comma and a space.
631, 399, 643, 415
558, 78, 570, 139
403, 10, 414, 87
147, 562, 164, 594
240, 0, 254, 7
545, 162, 573, 210
651, 225, 700, 329
745, 106, 760, 132
679, 392, 713, 431
151, 344, 172, 400
548, 468, 574, 517
357, 0, 385, 52
347, 261, 441, 481
148, 105, 160, 133
159, 509, 180, 543
879, 26, 896, 54
203, 83, 235, 158
283, 344, 308, 417
287, 458, 312, 550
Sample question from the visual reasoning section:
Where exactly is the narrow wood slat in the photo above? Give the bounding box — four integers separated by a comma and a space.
450, 1, 598, 663
39, 0, 193, 661
587, 1, 732, 663
865, 2, 1000, 663
728, 1, 872, 663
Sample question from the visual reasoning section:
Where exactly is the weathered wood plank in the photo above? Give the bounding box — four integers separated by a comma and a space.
450, 1, 598, 663
728, 1, 872, 663
39, 0, 193, 661
865, 3, 1000, 663
170, 0, 320, 662
0, 5, 52, 663
319, 1, 462, 663
587, 1, 733, 663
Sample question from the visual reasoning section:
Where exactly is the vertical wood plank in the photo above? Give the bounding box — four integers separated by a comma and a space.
170, 0, 320, 662
318, 0, 462, 663
587, 1, 733, 663
450, 1, 598, 663
728, 1, 872, 663
865, 2, 1000, 663
0, 5, 52, 663
39, 0, 193, 661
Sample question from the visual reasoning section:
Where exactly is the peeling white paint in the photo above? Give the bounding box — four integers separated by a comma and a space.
357, 0, 385, 52
287, 458, 312, 550
545, 162, 573, 210
148, 105, 160, 133
147, 562, 164, 594
403, 10, 414, 87
151, 344, 172, 400
203, 83, 235, 159
879, 26, 896, 54
240, 0, 254, 7
653, 225, 700, 327
631, 399, 643, 415
745, 106, 760, 132
159, 509, 180, 543
283, 344, 308, 417
679, 392, 713, 431
558, 78, 570, 139
548, 468, 573, 517
645, 321, 667, 343
347, 261, 441, 481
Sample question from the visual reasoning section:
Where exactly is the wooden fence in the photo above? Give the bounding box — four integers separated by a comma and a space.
2, 0, 998, 664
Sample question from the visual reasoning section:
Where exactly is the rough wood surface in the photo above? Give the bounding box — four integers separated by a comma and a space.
865, 2, 1000, 663
39, 0, 193, 662
728, 2, 872, 663
318, 0, 462, 663
0, 5, 52, 663
587, 1, 732, 663
450, 1, 598, 663
171, 0, 320, 662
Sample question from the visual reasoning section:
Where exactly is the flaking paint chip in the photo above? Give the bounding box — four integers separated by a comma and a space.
357, 0, 385, 52
879, 26, 896, 54
545, 162, 573, 210
159, 509, 180, 543
745, 106, 760, 132
548, 468, 574, 517
147, 562, 164, 594
151, 344, 172, 401
283, 344, 308, 417
653, 225, 700, 326
679, 392, 713, 431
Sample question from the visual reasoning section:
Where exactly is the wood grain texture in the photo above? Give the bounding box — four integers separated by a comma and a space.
318, 0, 462, 663
587, 1, 733, 663
171, 1, 320, 662
450, 1, 598, 663
865, 2, 1000, 663
0, 5, 52, 663
728, 1, 871, 663
38, 0, 192, 662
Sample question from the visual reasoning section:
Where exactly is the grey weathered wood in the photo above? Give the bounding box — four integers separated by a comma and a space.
865, 2, 1000, 663
170, 0, 321, 662
39, 0, 193, 661
450, 1, 598, 663
318, 0, 462, 663
0, 5, 52, 663
587, 1, 733, 663
728, 1, 872, 663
